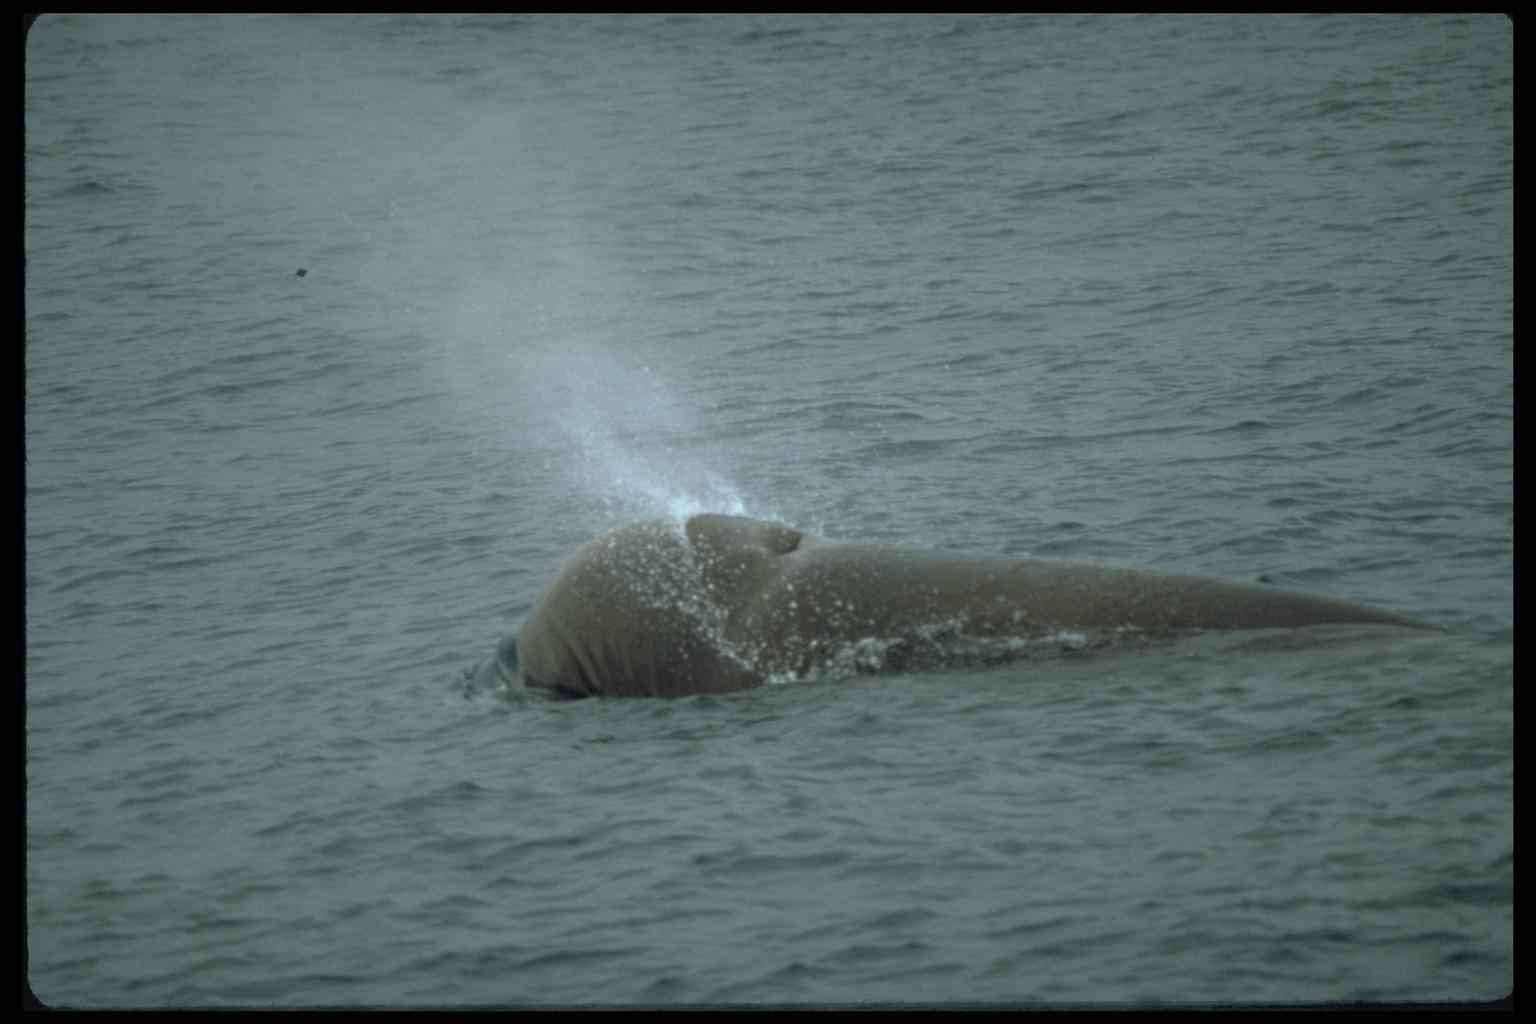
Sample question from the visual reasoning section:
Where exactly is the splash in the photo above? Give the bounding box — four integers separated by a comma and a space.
757, 625, 1145, 687
437, 275, 753, 524
526, 343, 751, 522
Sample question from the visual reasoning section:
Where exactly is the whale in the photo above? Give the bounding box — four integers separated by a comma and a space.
478, 514, 1432, 699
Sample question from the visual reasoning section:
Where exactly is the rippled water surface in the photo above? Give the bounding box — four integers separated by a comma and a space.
25, 14, 1511, 1007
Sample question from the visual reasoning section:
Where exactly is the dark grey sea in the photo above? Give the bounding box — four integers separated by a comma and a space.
24, 14, 1511, 1008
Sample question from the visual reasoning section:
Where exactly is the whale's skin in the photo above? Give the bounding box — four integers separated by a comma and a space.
507, 514, 1430, 699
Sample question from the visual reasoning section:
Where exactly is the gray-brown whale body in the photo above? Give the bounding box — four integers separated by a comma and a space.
487, 514, 1429, 699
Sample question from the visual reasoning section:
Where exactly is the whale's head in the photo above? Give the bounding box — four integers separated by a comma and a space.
514, 516, 806, 698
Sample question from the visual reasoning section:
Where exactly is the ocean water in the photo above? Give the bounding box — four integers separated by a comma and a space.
23, 14, 1511, 1008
